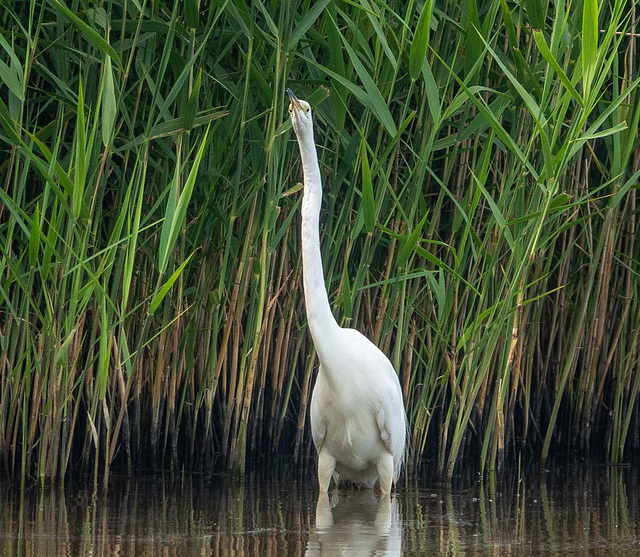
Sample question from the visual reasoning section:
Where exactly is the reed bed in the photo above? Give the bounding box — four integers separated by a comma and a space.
0, 0, 638, 484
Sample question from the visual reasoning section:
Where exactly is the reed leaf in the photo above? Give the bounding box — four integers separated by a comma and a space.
0, 0, 638, 484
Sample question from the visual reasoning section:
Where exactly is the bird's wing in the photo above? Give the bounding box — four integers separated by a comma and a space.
311, 414, 326, 452
375, 402, 396, 454
310, 366, 327, 452
374, 365, 407, 476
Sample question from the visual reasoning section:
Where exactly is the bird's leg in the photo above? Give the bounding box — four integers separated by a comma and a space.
376, 452, 394, 495
317, 449, 337, 492
332, 472, 340, 496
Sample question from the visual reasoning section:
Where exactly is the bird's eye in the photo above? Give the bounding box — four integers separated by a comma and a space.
305, 108, 309, 113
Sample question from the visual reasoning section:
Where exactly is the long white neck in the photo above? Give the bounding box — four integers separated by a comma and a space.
295, 127, 341, 358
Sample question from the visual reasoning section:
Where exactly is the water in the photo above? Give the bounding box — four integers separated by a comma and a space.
2, 464, 640, 555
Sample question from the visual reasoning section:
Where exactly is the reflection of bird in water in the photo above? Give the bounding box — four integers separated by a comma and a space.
306, 491, 402, 556
287, 89, 406, 495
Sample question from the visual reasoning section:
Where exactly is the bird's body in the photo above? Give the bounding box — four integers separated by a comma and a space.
311, 328, 405, 487
288, 89, 406, 493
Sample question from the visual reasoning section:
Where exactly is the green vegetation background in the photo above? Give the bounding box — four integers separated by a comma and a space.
0, 0, 638, 485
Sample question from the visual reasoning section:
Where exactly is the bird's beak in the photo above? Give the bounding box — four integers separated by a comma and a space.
287, 88, 302, 111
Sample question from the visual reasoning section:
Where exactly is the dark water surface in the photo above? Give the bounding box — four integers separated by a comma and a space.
2, 464, 640, 555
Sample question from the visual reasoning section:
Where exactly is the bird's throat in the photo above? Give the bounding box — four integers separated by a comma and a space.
297, 132, 341, 355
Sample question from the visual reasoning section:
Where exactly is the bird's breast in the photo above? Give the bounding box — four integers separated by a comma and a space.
316, 399, 385, 471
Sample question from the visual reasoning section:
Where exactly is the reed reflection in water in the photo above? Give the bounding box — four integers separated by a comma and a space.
1, 466, 640, 555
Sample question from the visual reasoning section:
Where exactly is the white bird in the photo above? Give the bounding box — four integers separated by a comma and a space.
287, 89, 406, 494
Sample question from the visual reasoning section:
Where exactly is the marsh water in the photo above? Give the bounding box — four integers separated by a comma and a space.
2, 463, 640, 555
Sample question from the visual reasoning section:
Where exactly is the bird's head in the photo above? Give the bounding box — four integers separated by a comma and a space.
287, 89, 313, 138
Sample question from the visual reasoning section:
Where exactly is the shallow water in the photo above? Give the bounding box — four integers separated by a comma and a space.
2, 464, 640, 555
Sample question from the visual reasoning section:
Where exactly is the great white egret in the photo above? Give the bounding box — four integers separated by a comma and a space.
287, 89, 406, 494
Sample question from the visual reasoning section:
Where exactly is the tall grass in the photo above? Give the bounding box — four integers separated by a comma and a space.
0, 0, 638, 484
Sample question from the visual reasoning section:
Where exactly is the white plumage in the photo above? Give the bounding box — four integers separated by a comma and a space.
287, 89, 406, 494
